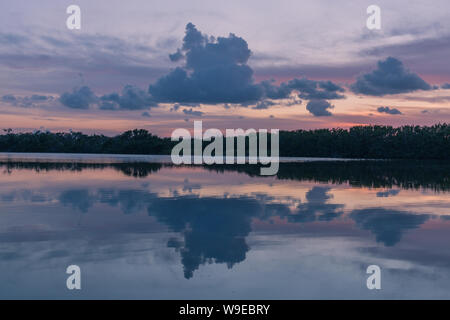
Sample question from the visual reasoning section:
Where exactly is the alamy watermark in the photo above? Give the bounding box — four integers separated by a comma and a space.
66, 5, 81, 30
171, 121, 279, 176
366, 265, 381, 290
66, 265, 81, 290
366, 5, 381, 30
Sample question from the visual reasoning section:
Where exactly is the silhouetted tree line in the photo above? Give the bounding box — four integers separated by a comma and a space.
0, 129, 174, 155
279, 124, 450, 159
1, 124, 449, 159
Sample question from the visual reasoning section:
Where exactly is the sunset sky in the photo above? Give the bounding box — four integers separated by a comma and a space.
1, 0, 450, 136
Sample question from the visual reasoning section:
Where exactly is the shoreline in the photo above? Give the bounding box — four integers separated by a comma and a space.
0, 152, 384, 164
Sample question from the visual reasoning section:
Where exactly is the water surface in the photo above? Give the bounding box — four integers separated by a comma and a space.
0, 156, 449, 299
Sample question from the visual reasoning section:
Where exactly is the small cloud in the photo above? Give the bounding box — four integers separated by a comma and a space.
60, 86, 97, 109
351, 57, 432, 96
377, 106, 402, 115
262, 78, 345, 100
253, 100, 275, 110
100, 85, 156, 110
1, 94, 16, 103
2, 94, 52, 108
60, 85, 157, 111
182, 108, 203, 117
141, 111, 151, 118
306, 99, 334, 117
30, 94, 50, 101
170, 103, 181, 112
442, 83, 450, 89
284, 97, 302, 106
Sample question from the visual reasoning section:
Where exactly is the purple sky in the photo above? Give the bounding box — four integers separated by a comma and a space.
0, 0, 449, 135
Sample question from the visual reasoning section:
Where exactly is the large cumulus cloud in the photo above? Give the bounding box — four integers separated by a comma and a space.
149, 23, 263, 104
149, 23, 345, 113
351, 57, 432, 96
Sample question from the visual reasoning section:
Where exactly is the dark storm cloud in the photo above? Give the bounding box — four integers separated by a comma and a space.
149, 23, 346, 107
351, 57, 432, 96
306, 99, 334, 117
377, 106, 403, 115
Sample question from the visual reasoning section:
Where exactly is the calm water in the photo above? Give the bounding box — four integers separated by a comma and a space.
0, 156, 449, 299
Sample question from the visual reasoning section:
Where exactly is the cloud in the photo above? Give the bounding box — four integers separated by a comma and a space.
2, 93, 53, 108
360, 35, 450, 79
100, 85, 156, 110
149, 23, 262, 104
442, 83, 450, 89
289, 79, 345, 100
170, 103, 180, 112
306, 99, 334, 116
54, 23, 347, 114
253, 100, 276, 110
182, 108, 203, 117
377, 106, 403, 115
149, 23, 345, 106
53, 24, 346, 114
59, 86, 97, 109
59, 85, 156, 110
351, 57, 432, 96
141, 111, 151, 118
1, 94, 16, 103
0, 31, 169, 94
261, 78, 345, 101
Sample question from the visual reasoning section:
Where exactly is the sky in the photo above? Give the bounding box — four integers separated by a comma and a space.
0, 0, 450, 136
